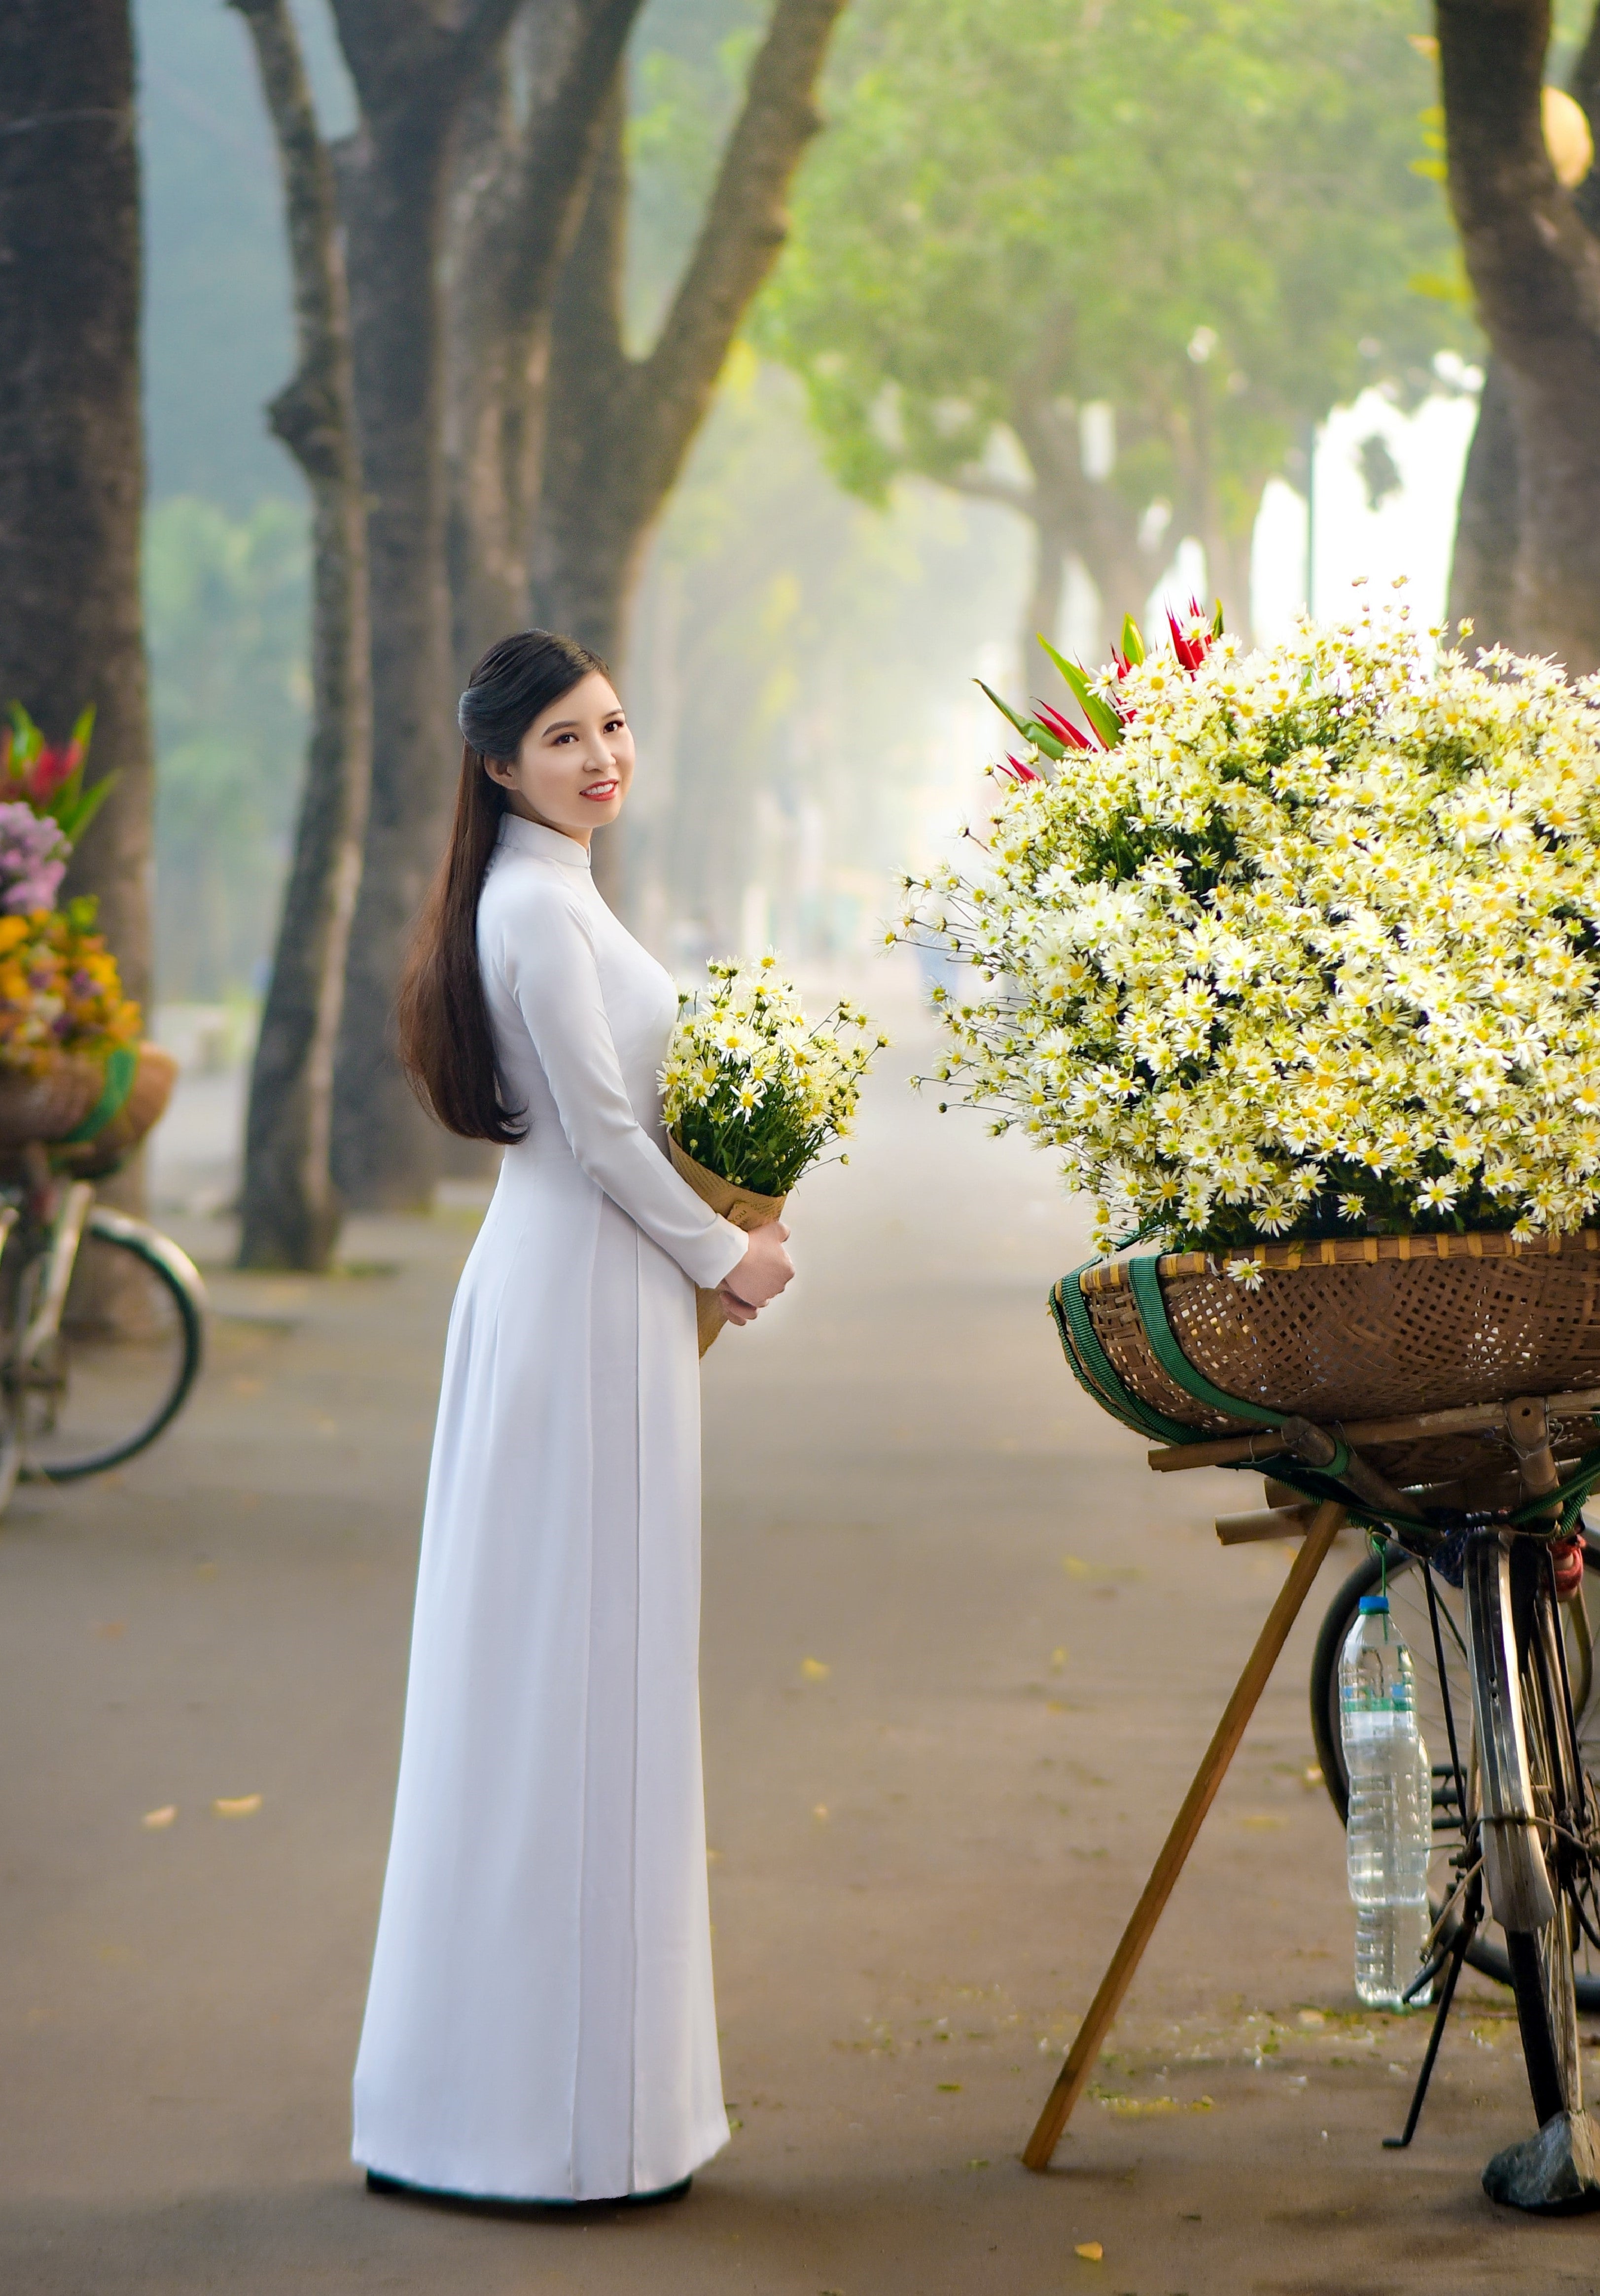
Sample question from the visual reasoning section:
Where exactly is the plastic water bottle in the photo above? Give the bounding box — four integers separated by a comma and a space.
1339, 1593, 1433, 2009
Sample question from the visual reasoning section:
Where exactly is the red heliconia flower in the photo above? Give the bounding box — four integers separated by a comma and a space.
25, 740, 82, 802
1167, 596, 1216, 675
996, 752, 1041, 785
1031, 699, 1096, 753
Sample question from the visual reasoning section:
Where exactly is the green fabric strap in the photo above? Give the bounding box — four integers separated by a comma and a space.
1050, 1269, 1198, 1447
1126, 1254, 1288, 1431
60, 1044, 139, 1146
1126, 1252, 1352, 1481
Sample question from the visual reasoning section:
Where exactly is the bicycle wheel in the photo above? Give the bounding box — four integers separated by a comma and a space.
1310, 1537, 1600, 2010
16, 1208, 205, 1480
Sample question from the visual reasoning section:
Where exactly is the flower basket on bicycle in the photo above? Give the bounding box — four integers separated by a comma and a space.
1059, 1229, 1600, 1517
0, 1041, 178, 1173
905, 598, 1600, 2198
0, 705, 201, 1512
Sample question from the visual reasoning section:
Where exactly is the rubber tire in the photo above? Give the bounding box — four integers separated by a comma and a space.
1505, 1925, 1579, 2129
19, 1208, 205, 1481
1309, 1538, 1600, 2011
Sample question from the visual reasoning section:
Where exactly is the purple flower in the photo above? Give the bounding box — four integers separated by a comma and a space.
0, 801, 67, 915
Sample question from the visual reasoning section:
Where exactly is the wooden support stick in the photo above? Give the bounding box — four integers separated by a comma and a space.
1146, 1387, 1600, 1475
1021, 1499, 1347, 2173
1214, 1503, 1315, 1545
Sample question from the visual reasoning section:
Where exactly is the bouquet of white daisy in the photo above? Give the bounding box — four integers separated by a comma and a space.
661, 955, 887, 1352
902, 588, 1600, 1262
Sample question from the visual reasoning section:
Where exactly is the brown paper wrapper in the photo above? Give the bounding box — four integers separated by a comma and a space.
668, 1133, 787, 1357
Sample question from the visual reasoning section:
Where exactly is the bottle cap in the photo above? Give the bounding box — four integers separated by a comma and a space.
1358, 1594, 1389, 1613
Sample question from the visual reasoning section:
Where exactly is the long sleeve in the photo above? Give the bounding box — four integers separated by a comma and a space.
491, 877, 749, 1291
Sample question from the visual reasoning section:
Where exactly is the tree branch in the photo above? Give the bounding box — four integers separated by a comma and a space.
230, 0, 348, 480
946, 465, 1039, 516
630, 0, 847, 500
464, 0, 642, 352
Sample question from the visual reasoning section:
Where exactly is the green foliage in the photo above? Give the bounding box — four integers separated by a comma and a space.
0, 701, 114, 844
145, 496, 310, 1001
758, 0, 1472, 549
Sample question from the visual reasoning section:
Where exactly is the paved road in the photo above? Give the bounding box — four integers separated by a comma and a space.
3, 982, 1596, 2293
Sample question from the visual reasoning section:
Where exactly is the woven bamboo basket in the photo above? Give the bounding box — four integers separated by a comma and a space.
1076, 1229, 1600, 1507
0, 1044, 177, 1174
0, 1056, 107, 1147
52, 1043, 178, 1177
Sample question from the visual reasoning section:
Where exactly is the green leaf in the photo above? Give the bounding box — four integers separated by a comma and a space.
1119, 614, 1145, 665
1036, 638, 1123, 749
975, 677, 1031, 738
53, 769, 116, 845
5, 700, 41, 767
1021, 719, 1067, 761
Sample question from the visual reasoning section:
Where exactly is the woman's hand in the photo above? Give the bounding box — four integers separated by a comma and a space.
719, 1219, 793, 1319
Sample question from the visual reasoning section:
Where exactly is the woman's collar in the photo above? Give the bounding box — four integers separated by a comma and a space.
497, 812, 593, 870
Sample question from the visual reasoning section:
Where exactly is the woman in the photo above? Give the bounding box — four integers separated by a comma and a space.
352, 631, 793, 2205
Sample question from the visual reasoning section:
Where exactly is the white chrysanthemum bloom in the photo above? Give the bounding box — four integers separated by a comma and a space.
900, 594, 1600, 1251
662, 956, 887, 1196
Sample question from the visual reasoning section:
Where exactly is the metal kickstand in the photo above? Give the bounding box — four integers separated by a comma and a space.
1383, 1872, 1484, 2150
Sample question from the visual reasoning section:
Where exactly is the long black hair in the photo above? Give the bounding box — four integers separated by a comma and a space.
395, 630, 609, 1141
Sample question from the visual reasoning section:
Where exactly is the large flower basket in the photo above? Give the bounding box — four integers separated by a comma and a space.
0, 1056, 107, 1147
1055, 1228, 1600, 1513
0, 1043, 177, 1173
667, 1135, 786, 1358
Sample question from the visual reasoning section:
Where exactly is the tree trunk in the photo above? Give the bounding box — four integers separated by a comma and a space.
529, 0, 848, 903
527, 77, 639, 662
1436, 0, 1600, 673
231, 0, 372, 1271
444, 1, 642, 684
330, 128, 456, 1207
328, 0, 643, 1207
319, 0, 526, 1211
1445, 353, 1520, 644
0, 2, 153, 1012
997, 386, 1167, 679
1445, 4, 1600, 651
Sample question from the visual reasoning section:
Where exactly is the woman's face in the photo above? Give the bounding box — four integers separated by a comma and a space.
485, 671, 635, 846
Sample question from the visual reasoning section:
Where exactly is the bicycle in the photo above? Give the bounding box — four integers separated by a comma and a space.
0, 1155, 207, 1510
1305, 1416, 1600, 2148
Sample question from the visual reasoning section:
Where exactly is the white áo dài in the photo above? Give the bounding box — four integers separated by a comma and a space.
1338, 1593, 1434, 2010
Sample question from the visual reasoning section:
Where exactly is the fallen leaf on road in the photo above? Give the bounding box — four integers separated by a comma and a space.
936, 2082, 961, 2092
142, 1806, 177, 1830
213, 1794, 262, 1818
812, 1803, 829, 1821
94, 1621, 126, 1640
1074, 2241, 1103, 2261
800, 1658, 830, 1681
